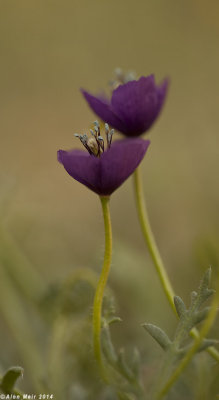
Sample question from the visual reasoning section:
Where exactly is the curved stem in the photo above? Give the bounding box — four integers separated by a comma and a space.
93, 196, 112, 379
157, 272, 219, 399
133, 166, 219, 362
133, 167, 175, 310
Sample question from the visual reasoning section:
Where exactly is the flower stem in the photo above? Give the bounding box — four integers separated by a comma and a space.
93, 196, 112, 379
133, 167, 175, 310
157, 271, 219, 399
133, 166, 219, 362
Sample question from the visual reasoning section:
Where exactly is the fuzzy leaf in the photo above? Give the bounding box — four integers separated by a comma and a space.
117, 349, 134, 381
107, 316, 122, 325
198, 338, 219, 352
0, 367, 23, 394
192, 307, 211, 326
130, 347, 141, 379
142, 323, 172, 351
203, 288, 215, 301
190, 291, 198, 306
179, 338, 219, 356
201, 268, 211, 291
102, 324, 117, 365
198, 268, 214, 304
174, 296, 186, 318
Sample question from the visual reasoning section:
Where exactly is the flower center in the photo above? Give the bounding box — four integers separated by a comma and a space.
74, 121, 114, 157
109, 68, 137, 90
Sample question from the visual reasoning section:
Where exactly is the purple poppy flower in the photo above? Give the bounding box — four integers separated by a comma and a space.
58, 122, 150, 196
81, 74, 168, 137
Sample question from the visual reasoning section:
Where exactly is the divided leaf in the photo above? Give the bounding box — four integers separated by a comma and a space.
192, 307, 211, 326
197, 338, 219, 352
130, 348, 141, 379
174, 296, 186, 318
101, 316, 143, 398
118, 349, 134, 381
142, 323, 172, 351
102, 323, 117, 365
196, 268, 215, 306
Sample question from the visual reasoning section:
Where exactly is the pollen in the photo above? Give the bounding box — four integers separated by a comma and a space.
74, 121, 114, 157
87, 137, 99, 156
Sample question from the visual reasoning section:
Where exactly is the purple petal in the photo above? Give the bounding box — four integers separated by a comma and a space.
81, 89, 126, 133
58, 149, 101, 193
58, 139, 150, 196
99, 139, 150, 195
111, 76, 167, 136
156, 78, 169, 115
82, 75, 169, 137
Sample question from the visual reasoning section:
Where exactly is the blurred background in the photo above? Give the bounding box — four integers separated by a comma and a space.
0, 0, 219, 398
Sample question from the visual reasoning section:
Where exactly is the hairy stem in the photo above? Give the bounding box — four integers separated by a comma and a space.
93, 196, 112, 379
133, 166, 219, 362
133, 167, 175, 309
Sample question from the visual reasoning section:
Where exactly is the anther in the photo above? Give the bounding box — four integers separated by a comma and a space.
74, 133, 92, 155
109, 68, 137, 90
87, 137, 99, 156
105, 124, 111, 148
74, 120, 114, 157
94, 120, 100, 128
115, 67, 124, 82
107, 129, 114, 148
94, 120, 100, 136
97, 136, 104, 152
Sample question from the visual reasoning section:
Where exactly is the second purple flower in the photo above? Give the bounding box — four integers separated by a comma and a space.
81, 74, 168, 137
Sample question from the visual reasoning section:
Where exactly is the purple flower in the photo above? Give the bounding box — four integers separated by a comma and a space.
58, 122, 150, 196
81, 75, 168, 137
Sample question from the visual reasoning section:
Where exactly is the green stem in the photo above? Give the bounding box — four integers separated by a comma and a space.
133, 167, 175, 310
93, 196, 112, 379
157, 273, 219, 399
133, 166, 219, 362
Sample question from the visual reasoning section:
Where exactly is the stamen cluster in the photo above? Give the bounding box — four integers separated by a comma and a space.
74, 121, 114, 157
109, 68, 136, 90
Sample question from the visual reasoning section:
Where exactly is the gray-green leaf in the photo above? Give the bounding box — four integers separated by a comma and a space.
142, 323, 172, 351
